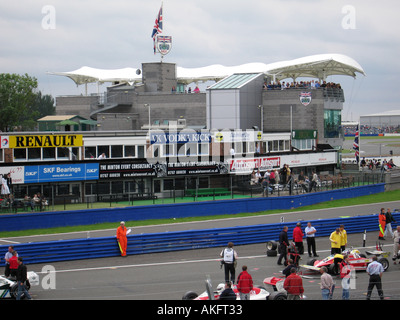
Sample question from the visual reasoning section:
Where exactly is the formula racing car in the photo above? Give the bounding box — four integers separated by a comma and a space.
182, 281, 271, 300
301, 247, 390, 274
182, 276, 300, 300
0, 272, 39, 299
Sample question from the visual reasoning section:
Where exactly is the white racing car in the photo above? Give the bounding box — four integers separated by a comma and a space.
0, 272, 39, 299
182, 277, 291, 300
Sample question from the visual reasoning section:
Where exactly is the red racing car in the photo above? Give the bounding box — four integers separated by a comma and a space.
301, 248, 390, 274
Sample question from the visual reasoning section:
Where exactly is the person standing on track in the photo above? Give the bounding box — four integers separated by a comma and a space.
339, 224, 347, 252
283, 268, 304, 300
236, 265, 253, 300
220, 242, 238, 284
329, 228, 342, 255
293, 222, 304, 255
277, 226, 289, 266
384, 208, 396, 238
366, 255, 384, 300
378, 208, 386, 240
305, 222, 318, 257
116, 221, 131, 257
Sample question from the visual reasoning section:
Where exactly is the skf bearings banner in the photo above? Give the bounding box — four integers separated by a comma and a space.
24, 163, 99, 183
7, 134, 83, 148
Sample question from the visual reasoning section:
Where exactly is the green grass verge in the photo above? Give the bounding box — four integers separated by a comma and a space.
1, 189, 399, 239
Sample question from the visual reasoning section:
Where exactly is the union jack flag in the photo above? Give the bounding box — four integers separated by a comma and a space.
151, 4, 163, 54
353, 124, 359, 163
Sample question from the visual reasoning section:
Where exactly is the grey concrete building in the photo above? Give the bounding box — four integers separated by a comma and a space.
262, 86, 345, 148
53, 56, 363, 152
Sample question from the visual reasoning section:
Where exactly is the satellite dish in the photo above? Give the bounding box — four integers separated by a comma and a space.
136, 69, 141, 75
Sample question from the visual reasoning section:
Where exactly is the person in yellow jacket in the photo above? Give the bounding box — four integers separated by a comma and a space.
339, 225, 348, 252
330, 228, 342, 255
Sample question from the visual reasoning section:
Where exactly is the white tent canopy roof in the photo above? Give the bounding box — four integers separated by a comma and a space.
48, 66, 141, 85
48, 53, 365, 86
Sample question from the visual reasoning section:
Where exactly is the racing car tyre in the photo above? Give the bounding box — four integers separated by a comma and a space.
266, 241, 278, 251
10, 283, 29, 300
266, 249, 277, 257
268, 291, 287, 300
307, 258, 317, 266
182, 291, 199, 300
377, 257, 389, 271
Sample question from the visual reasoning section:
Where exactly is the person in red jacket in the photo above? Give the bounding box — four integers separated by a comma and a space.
236, 265, 253, 300
8, 250, 19, 279
116, 221, 131, 257
293, 222, 304, 254
283, 268, 304, 300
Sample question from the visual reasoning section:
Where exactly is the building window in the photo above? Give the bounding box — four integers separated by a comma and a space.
85, 147, 96, 159
137, 145, 145, 158
292, 139, 315, 150
111, 145, 123, 158
186, 143, 197, 156
199, 143, 209, 155
324, 109, 341, 138
57, 147, 70, 160
28, 148, 41, 160
247, 142, 255, 154
98, 146, 109, 158
177, 143, 186, 156
14, 149, 27, 161
43, 148, 56, 160
124, 146, 136, 157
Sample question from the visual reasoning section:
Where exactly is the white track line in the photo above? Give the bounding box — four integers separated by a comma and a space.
35, 244, 391, 275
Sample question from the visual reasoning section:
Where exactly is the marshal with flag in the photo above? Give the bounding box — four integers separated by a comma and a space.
353, 124, 360, 163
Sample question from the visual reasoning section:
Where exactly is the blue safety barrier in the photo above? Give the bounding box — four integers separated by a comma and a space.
0, 183, 385, 232
1, 212, 398, 265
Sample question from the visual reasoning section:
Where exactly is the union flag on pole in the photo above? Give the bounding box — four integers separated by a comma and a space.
151, 4, 163, 54
353, 124, 359, 163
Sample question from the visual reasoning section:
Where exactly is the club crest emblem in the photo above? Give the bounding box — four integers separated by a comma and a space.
156, 35, 172, 56
299, 92, 312, 106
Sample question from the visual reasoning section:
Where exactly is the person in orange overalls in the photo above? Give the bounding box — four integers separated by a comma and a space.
378, 208, 386, 240
116, 221, 130, 257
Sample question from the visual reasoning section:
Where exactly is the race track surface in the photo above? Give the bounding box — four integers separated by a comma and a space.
1, 201, 400, 301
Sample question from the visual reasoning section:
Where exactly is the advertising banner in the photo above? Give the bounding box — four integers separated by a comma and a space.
7, 134, 83, 148
229, 157, 281, 173
99, 162, 157, 179
24, 163, 99, 183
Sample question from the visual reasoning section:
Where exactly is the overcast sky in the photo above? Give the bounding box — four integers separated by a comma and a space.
1, 0, 399, 121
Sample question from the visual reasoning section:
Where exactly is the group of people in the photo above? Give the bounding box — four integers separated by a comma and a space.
277, 222, 322, 266
1, 193, 48, 212
251, 167, 320, 196
360, 158, 396, 171
263, 80, 341, 90
263, 80, 342, 90
378, 207, 400, 265
3, 246, 32, 300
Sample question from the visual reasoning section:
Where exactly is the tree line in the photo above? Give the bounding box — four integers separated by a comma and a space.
0, 73, 55, 132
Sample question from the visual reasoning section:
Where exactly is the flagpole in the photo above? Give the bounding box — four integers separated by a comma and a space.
160, 0, 164, 63
358, 118, 361, 163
